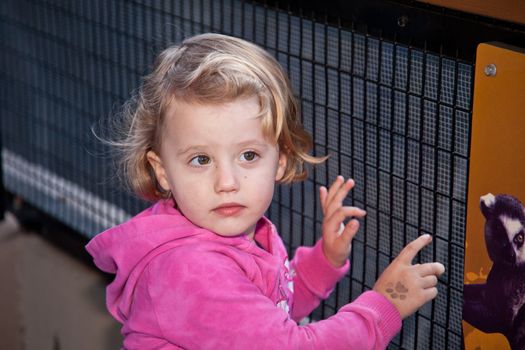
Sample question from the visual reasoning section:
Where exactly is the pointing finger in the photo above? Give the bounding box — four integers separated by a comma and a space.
398, 234, 433, 264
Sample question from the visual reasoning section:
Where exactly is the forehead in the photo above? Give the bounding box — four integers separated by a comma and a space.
162, 96, 269, 147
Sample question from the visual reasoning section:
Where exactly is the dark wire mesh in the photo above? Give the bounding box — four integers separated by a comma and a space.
0, 1, 472, 348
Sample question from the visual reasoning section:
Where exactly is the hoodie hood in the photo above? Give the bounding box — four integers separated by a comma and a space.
87, 199, 202, 275
85, 199, 273, 322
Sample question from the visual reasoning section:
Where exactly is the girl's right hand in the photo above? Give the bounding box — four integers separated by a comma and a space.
373, 234, 445, 319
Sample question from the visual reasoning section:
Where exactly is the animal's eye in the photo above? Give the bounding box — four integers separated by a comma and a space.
514, 232, 524, 245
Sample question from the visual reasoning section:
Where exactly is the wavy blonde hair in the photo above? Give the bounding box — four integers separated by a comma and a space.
111, 33, 325, 201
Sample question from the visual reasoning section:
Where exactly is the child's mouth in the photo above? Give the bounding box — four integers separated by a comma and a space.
213, 203, 245, 216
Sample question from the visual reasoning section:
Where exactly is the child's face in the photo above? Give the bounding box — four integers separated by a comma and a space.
147, 96, 287, 239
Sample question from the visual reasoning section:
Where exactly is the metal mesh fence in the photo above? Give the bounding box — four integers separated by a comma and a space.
0, 0, 472, 348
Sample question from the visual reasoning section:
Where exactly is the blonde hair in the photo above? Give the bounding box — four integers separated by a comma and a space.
112, 33, 325, 201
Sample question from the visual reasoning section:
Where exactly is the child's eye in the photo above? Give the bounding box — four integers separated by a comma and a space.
189, 155, 211, 166
240, 151, 259, 162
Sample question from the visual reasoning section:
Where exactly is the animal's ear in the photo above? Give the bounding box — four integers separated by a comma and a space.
480, 193, 496, 218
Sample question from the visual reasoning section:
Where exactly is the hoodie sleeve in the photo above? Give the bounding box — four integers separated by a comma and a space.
290, 238, 351, 321
143, 246, 401, 349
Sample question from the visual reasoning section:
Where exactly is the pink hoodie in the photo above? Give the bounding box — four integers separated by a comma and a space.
86, 199, 401, 349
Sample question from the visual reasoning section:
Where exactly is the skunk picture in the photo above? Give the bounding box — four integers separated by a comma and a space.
463, 193, 525, 350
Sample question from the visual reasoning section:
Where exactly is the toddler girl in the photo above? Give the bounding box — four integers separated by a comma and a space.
87, 33, 445, 349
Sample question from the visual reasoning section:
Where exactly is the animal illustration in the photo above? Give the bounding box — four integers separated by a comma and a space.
463, 193, 525, 350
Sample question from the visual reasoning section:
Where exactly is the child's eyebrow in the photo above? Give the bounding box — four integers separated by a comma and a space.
176, 145, 208, 156
176, 140, 270, 156
236, 140, 270, 149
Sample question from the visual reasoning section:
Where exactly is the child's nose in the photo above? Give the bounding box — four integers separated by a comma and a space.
214, 163, 239, 193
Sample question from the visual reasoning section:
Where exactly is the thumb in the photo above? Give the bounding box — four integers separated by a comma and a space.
340, 219, 360, 245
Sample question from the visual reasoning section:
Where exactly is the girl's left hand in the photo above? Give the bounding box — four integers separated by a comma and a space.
319, 176, 366, 267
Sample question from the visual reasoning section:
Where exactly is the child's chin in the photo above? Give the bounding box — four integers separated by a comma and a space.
211, 225, 255, 239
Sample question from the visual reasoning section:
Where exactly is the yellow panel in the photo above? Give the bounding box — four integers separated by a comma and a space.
463, 42, 525, 350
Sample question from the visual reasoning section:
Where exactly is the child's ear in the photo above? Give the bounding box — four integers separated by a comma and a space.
146, 151, 171, 192
275, 152, 288, 181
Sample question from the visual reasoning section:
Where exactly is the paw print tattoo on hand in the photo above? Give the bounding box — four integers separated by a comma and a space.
386, 282, 408, 300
